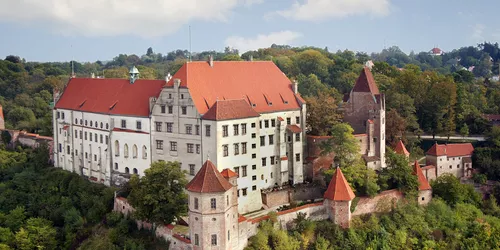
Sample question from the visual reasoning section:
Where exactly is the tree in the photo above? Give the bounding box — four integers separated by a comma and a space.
378, 149, 419, 195
431, 174, 481, 207
487, 126, 500, 147
304, 92, 342, 136
128, 161, 188, 233
14, 218, 57, 250
460, 124, 469, 138
320, 123, 358, 167
385, 109, 407, 147
1, 131, 11, 145
146, 47, 154, 56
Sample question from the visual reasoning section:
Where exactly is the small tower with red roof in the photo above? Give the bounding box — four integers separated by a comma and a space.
323, 167, 356, 228
413, 160, 432, 205
186, 159, 239, 250
394, 139, 410, 159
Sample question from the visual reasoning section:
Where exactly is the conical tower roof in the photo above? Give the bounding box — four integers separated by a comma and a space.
324, 167, 355, 201
352, 67, 379, 94
413, 160, 431, 191
394, 140, 410, 157
185, 160, 233, 193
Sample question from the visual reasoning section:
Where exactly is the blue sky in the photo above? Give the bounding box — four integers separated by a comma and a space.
0, 0, 499, 62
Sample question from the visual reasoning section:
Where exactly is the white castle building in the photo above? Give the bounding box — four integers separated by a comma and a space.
53, 59, 307, 213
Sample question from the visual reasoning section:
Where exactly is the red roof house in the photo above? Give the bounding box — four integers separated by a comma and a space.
324, 167, 355, 201
426, 143, 474, 157
413, 161, 431, 191
185, 160, 233, 193
394, 140, 410, 158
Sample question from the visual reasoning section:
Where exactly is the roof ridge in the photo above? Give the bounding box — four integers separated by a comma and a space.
324, 167, 355, 201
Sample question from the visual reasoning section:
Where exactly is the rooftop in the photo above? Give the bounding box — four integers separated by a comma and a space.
185, 160, 233, 193
426, 143, 474, 157
394, 140, 410, 157
352, 67, 379, 95
324, 167, 355, 201
202, 99, 260, 121
413, 161, 431, 191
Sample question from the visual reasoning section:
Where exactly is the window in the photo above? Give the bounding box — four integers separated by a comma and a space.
234, 143, 239, 155
286, 117, 291, 125
168, 93, 172, 99
271, 119, 276, 127
194, 198, 199, 209
252, 153, 256, 158
115, 163, 118, 170
57, 112, 60, 119
181, 94, 184, 99
252, 175, 257, 181
80, 119, 83, 125
100, 134, 103, 143
181, 106, 187, 115
259, 121, 262, 128
222, 125, 228, 137
106, 123, 109, 129
114, 141, 120, 156
187, 143, 194, 153
211, 235, 217, 246
264, 120, 269, 128
457, 164, 460, 168
252, 185, 257, 191
89, 133, 92, 141
142, 146, 147, 159
133, 145, 138, 158
242, 142, 247, 154
85, 120, 88, 126
170, 141, 177, 151
205, 125, 211, 137
121, 120, 126, 128
195, 234, 199, 246
168, 106, 173, 114
295, 133, 300, 141
242, 188, 247, 196
85, 152, 88, 158
67, 145, 71, 154
161, 105, 166, 113
223, 145, 228, 157
100, 122, 103, 128
251, 123, 256, 128
125, 167, 130, 174
186, 125, 192, 134
228, 230, 230, 241
195, 125, 200, 135
133, 168, 138, 174
252, 144, 256, 149
105, 136, 109, 144
156, 140, 163, 150
252, 133, 256, 138
271, 156, 275, 165
239, 165, 246, 177
211, 198, 216, 209
94, 154, 97, 162
196, 144, 201, 154
166, 122, 173, 133
295, 153, 301, 162
262, 157, 267, 166
62, 112, 65, 119
189, 164, 195, 175
296, 116, 300, 124
94, 133, 97, 142
233, 124, 239, 135
155, 122, 162, 132
269, 135, 274, 145
79, 131, 82, 139
136, 121, 142, 130
234, 167, 240, 176
252, 165, 256, 170
260, 136, 265, 146
124, 144, 129, 158
241, 124, 247, 135
95, 122, 98, 128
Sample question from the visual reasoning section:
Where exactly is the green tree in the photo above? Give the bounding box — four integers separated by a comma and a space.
459, 124, 469, 138
385, 109, 407, 147
320, 123, 358, 167
14, 218, 57, 250
431, 174, 481, 207
128, 161, 188, 233
487, 126, 500, 147
304, 92, 342, 136
378, 149, 419, 195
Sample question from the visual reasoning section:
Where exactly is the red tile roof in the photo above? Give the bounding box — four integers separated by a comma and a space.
221, 168, 238, 178
287, 124, 302, 133
185, 160, 233, 193
55, 78, 164, 117
166, 61, 301, 115
413, 161, 431, 191
324, 167, 355, 201
394, 140, 410, 157
238, 215, 247, 223
202, 99, 260, 121
352, 67, 379, 95
426, 143, 474, 157
278, 117, 284, 121
431, 48, 442, 54
280, 156, 288, 160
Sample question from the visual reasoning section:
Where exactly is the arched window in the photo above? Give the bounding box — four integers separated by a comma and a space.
133, 168, 138, 174
100, 122, 103, 128
124, 144, 129, 158
106, 123, 109, 129
90, 121, 93, 127
133, 145, 138, 158
95, 121, 98, 128
114, 163, 118, 170
142, 146, 148, 159
125, 167, 129, 174
114, 141, 120, 156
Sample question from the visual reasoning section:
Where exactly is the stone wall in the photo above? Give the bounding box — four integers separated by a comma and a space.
261, 185, 323, 208
352, 189, 404, 216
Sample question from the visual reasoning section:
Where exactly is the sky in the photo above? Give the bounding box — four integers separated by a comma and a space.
0, 0, 499, 62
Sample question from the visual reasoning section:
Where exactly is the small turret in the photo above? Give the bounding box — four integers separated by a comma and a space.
129, 66, 140, 84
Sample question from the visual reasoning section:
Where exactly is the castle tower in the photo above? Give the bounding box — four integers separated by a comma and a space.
0, 104, 4, 130
413, 160, 432, 205
186, 160, 239, 249
323, 167, 355, 228
394, 140, 410, 159
344, 67, 386, 169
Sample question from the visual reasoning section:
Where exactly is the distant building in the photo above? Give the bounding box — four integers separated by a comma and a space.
483, 114, 500, 126
424, 143, 474, 180
430, 47, 443, 56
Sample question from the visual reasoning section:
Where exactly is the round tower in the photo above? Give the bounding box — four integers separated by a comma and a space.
323, 167, 355, 228
185, 160, 239, 249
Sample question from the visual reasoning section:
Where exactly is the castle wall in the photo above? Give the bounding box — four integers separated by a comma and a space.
261, 185, 323, 208
352, 189, 404, 216
418, 190, 432, 205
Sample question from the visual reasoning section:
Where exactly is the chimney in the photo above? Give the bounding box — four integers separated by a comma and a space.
249, 55, 253, 61
292, 80, 298, 94
208, 55, 214, 67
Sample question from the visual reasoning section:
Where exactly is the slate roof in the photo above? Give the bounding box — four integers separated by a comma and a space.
352, 67, 380, 95
324, 167, 355, 201
202, 99, 260, 121
426, 143, 474, 157
54, 78, 164, 117
185, 160, 233, 193
166, 61, 301, 115
413, 161, 431, 191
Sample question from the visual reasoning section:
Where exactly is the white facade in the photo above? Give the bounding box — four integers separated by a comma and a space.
425, 154, 472, 179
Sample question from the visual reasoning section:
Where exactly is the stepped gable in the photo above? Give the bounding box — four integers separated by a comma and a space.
394, 140, 410, 157
186, 160, 233, 193
413, 160, 431, 190
166, 61, 301, 115
324, 167, 355, 201
202, 99, 260, 121
221, 168, 238, 178
426, 142, 474, 157
352, 67, 379, 95
54, 78, 165, 117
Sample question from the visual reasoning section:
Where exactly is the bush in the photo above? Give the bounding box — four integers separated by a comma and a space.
106, 212, 123, 227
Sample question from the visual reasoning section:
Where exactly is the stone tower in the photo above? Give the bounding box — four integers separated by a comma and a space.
0, 104, 4, 130
323, 167, 355, 228
186, 160, 239, 250
413, 160, 432, 205
343, 67, 386, 169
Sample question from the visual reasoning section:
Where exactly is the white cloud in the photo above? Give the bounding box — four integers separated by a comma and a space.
273, 0, 391, 21
225, 31, 302, 53
0, 0, 261, 38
